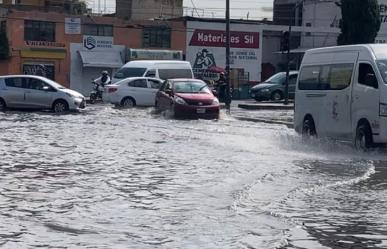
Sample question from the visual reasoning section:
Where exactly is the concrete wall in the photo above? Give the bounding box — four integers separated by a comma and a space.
116, 0, 183, 20
70, 43, 125, 96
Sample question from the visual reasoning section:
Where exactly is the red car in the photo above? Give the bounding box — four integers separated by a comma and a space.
155, 79, 220, 119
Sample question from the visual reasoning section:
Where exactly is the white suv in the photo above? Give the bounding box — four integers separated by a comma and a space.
0, 75, 86, 113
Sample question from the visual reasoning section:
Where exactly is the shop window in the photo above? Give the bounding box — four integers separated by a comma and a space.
23, 64, 55, 80
24, 20, 55, 42
143, 27, 171, 48
84, 24, 113, 36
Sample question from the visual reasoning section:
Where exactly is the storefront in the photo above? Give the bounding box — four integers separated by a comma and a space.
70, 35, 125, 96
186, 21, 263, 85
20, 41, 67, 82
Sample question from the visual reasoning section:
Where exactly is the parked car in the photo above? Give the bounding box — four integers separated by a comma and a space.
155, 79, 220, 119
104, 77, 163, 107
112, 60, 194, 84
250, 71, 298, 101
0, 75, 85, 113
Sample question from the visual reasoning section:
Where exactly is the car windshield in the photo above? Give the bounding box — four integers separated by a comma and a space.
114, 68, 147, 79
173, 81, 211, 94
377, 60, 387, 84
44, 78, 66, 89
264, 73, 286, 84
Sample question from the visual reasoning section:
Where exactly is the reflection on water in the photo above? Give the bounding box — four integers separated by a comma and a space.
1, 106, 387, 248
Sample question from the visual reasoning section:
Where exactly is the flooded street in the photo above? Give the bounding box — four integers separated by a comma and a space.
1, 105, 387, 248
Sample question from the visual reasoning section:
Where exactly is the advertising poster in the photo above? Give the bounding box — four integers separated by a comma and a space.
187, 21, 263, 82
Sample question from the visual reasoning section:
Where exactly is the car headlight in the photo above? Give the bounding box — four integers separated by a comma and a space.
174, 96, 187, 105
380, 103, 387, 116
212, 98, 219, 105
261, 88, 270, 92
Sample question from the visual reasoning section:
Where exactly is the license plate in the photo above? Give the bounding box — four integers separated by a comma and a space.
197, 108, 206, 114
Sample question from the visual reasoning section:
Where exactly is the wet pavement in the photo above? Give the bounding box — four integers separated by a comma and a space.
1, 105, 387, 248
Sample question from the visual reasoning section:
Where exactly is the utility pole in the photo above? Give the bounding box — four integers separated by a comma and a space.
284, 0, 303, 105
225, 0, 231, 112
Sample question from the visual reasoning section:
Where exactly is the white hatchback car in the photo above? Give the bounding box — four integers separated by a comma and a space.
105, 77, 163, 107
0, 75, 86, 113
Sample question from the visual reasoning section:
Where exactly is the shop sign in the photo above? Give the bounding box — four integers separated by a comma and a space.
83, 36, 113, 50
187, 21, 262, 81
25, 41, 65, 48
128, 49, 183, 61
189, 29, 259, 49
65, 18, 81, 34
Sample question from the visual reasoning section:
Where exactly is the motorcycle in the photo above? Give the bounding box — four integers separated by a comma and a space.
89, 80, 108, 104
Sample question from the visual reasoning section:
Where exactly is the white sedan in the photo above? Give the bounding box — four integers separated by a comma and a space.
104, 77, 163, 107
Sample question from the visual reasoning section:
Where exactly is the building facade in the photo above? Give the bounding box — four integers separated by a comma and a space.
0, 7, 186, 95
116, 0, 183, 20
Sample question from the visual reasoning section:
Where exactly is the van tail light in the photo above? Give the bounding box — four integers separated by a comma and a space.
108, 87, 118, 93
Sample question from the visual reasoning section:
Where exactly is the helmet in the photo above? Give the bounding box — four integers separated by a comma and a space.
102, 70, 108, 76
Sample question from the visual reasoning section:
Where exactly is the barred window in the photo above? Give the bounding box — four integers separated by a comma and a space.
84, 24, 113, 36
143, 27, 171, 48
24, 20, 55, 42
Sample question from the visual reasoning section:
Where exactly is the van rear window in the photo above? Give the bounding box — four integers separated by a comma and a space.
298, 64, 353, 90
158, 69, 193, 80
114, 68, 147, 79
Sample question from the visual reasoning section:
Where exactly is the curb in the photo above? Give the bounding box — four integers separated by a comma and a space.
233, 115, 294, 128
238, 104, 294, 110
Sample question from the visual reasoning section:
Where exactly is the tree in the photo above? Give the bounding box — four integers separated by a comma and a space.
337, 0, 381, 45
0, 23, 9, 60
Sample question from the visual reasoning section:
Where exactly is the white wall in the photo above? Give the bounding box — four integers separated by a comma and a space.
300, 0, 387, 46
70, 43, 125, 96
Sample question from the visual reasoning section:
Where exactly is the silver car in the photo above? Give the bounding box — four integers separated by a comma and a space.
0, 75, 86, 113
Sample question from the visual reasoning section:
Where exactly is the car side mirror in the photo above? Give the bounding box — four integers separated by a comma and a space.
365, 73, 378, 89
165, 89, 173, 96
212, 89, 218, 96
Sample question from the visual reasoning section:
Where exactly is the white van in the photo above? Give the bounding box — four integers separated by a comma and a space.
294, 44, 387, 149
111, 60, 194, 83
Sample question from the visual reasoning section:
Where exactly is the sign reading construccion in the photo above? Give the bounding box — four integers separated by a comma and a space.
83, 36, 113, 51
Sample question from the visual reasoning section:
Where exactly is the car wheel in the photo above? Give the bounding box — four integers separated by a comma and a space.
355, 123, 373, 151
121, 97, 135, 108
302, 117, 316, 139
89, 93, 96, 104
271, 91, 283, 101
0, 98, 6, 112
53, 100, 69, 114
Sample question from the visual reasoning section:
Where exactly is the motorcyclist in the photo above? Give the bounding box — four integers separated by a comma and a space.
94, 71, 111, 88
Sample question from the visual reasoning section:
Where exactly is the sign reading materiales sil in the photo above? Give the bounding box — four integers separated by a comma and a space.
186, 21, 263, 81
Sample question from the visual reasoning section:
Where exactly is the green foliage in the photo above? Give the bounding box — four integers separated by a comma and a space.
0, 24, 9, 60
338, 0, 381, 45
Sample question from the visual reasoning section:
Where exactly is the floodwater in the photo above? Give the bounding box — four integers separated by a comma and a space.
1, 105, 387, 248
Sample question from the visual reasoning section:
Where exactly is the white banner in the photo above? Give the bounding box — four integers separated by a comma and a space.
82, 36, 113, 51
65, 18, 81, 35
376, 0, 387, 43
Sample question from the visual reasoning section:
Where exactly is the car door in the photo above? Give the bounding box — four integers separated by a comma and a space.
25, 77, 55, 108
351, 62, 380, 137
2, 77, 27, 107
322, 63, 354, 139
127, 79, 150, 106
147, 78, 162, 106
156, 80, 173, 111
